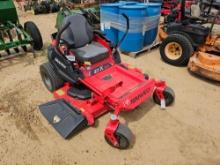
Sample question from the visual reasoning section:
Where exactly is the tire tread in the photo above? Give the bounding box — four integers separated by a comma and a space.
24, 21, 43, 50
160, 34, 193, 66
40, 62, 63, 92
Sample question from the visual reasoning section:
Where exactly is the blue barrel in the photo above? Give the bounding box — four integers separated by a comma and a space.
119, 1, 138, 5
138, 3, 161, 46
119, 1, 137, 5
100, 3, 122, 45
145, 3, 161, 45
118, 5, 146, 52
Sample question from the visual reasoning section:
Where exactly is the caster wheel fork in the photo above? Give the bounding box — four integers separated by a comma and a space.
104, 114, 133, 149
153, 80, 175, 109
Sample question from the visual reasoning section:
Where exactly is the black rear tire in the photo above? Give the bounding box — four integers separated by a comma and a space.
160, 34, 193, 66
40, 62, 64, 92
41, 1, 50, 13
153, 87, 175, 106
33, 4, 41, 15
50, 3, 60, 13
24, 21, 43, 51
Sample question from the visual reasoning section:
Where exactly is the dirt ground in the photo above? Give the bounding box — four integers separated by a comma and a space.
0, 10, 220, 165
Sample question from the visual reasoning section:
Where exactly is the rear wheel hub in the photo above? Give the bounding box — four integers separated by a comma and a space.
165, 42, 183, 60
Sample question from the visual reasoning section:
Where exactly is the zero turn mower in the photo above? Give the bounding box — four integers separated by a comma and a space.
39, 13, 175, 149
0, 0, 43, 61
159, 0, 220, 81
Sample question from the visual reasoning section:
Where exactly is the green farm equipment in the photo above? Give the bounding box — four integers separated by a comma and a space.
0, 0, 43, 61
55, 5, 100, 31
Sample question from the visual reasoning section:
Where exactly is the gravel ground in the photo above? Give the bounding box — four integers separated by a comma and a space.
0, 9, 220, 165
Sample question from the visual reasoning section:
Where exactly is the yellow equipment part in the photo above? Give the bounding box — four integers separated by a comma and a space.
188, 51, 220, 81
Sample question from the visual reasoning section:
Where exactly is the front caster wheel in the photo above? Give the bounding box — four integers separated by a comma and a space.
153, 87, 175, 106
105, 124, 133, 149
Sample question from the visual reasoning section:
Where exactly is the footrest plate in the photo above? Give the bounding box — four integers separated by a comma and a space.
39, 99, 87, 138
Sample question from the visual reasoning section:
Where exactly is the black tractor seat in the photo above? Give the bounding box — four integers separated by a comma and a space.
73, 42, 109, 64
60, 14, 109, 64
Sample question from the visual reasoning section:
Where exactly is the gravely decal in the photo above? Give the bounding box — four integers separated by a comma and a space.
130, 88, 150, 104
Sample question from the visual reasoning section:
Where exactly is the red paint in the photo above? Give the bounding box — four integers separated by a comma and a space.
104, 118, 120, 147
50, 33, 169, 146
161, 0, 196, 16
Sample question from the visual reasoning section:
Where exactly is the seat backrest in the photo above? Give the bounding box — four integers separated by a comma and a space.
190, 4, 201, 17
61, 14, 94, 48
